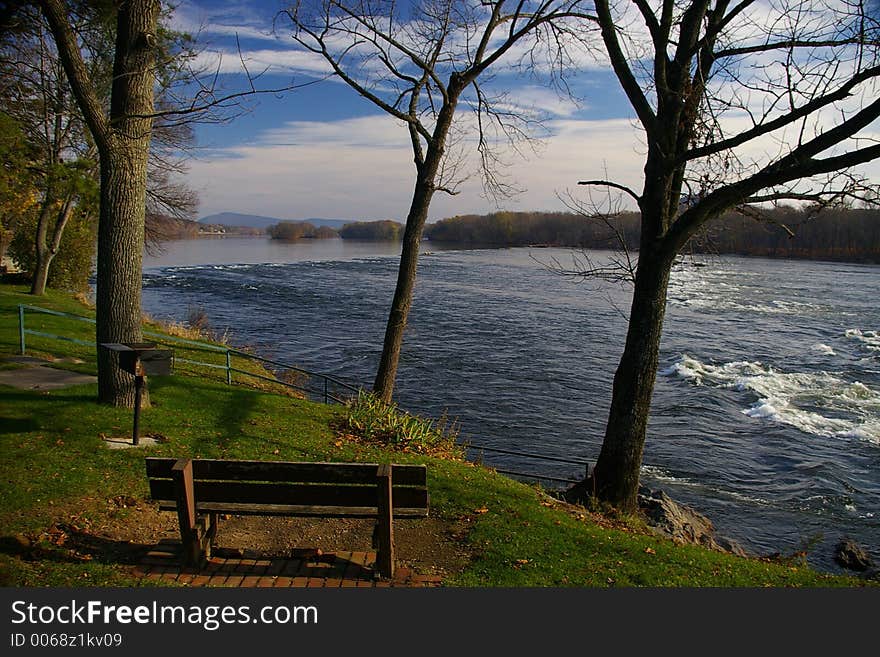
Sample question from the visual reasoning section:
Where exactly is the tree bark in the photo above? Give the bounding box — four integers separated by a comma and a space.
30, 198, 54, 296
372, 176, 436, 403
589, 243, 676, 513
95, 151, 151, 406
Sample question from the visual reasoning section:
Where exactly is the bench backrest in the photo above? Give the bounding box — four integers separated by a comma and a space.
145, 457, 428, 516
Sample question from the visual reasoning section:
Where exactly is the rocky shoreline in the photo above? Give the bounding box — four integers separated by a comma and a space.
635, 486, 879, 581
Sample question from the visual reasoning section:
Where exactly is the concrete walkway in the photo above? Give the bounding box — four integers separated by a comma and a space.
0, 356, 96, 390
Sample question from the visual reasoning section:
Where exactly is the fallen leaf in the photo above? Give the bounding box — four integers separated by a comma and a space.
473, 507, 489, 514
644, 547, 656, 555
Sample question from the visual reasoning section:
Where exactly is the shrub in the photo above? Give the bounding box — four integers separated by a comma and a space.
343, 390, 462, 457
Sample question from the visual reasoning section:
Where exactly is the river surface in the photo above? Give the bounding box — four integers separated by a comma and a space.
142, 236, 880, 572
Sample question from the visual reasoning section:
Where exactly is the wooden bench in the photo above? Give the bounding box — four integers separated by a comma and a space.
144, 457, 429, 578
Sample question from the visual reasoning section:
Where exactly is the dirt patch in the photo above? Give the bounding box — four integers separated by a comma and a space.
13, 496, 475, 581
215, 515, 473, 577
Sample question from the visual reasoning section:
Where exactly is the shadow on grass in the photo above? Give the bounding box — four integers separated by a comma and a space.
150, 377, 262, 451
0, 388, 96, 405
0, 417, 40, 434
0, 525, 151, 567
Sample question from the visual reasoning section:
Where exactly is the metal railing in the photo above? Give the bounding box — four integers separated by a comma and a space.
463, 442, 590, 485
16, 304, 589, 487
16, 304, 360, 405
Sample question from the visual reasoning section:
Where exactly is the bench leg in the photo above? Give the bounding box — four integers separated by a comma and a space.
376, 464, 395, 579
203, 512, 219, 559
172, 458, 202, 565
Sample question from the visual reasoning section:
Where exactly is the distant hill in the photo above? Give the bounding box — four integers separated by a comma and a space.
199, 212, 350, 230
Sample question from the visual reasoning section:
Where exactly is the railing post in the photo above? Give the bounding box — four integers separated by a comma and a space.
18, 305, 25, 355
226, 350, 232, 385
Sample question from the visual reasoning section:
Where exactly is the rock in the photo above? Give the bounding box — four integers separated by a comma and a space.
834, 538, 874, 572
713, 535, 749, 558
638, 487, 747, 557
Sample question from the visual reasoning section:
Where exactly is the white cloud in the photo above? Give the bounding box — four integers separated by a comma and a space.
189, 47, 332, 77
169, 0, 281, 43
187, 114, 647, 220
187, 106, 880, 222
478, 84, 585, 119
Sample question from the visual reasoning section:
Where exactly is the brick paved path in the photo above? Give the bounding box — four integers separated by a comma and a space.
132, 540, 442, 587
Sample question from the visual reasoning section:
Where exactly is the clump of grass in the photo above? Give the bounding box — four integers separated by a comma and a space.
341, 390, 463, 458
143, 305, 230, 345
73, 291, 94, 308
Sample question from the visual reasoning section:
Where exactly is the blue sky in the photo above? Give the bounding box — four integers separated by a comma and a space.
168, 1, 880, 223
169, 0, 645, 222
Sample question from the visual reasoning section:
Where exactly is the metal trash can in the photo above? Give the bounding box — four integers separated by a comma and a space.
100, 342, 173, 445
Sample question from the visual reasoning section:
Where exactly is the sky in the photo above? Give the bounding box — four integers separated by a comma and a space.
166, 1, 880, 223
167, 0, 646, 222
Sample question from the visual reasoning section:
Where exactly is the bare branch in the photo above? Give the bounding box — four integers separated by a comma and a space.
37, 0, 109, 151
595, 0, 657, 136
715, 37, 869, 59
578, 179, 641, 204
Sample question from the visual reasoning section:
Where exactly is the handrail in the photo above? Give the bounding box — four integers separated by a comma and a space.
465, 443, 590, 466
16, 303, 360, 405
225, 349, 359, 393
16, 303, 585, 488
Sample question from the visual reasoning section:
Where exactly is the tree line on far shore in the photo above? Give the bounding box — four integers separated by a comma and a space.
257, 208, 880, 263
424, 207, 880, 263
267, 219, 404, 241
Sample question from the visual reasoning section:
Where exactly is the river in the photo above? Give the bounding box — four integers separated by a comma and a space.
142, 236, 880, 572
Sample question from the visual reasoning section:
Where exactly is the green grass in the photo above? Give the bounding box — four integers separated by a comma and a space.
0, 284, 869, 587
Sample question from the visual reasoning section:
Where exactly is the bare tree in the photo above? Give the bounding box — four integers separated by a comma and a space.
284, 0, 596, 402
567, 0, 880, 512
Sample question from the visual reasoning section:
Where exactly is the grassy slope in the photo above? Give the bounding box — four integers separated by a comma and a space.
0, 284, 867, 587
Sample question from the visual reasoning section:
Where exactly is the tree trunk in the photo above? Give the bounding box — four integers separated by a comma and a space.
372, 176, 436, 403
40, 0, 159, 407
31, 197, 74, 296
93, 0, 158, 407
30, 255, 50, 296
589, 246, 676, 512
371, 87, 461, 403
30, 199, 53, 296
95, 151, 151, 407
